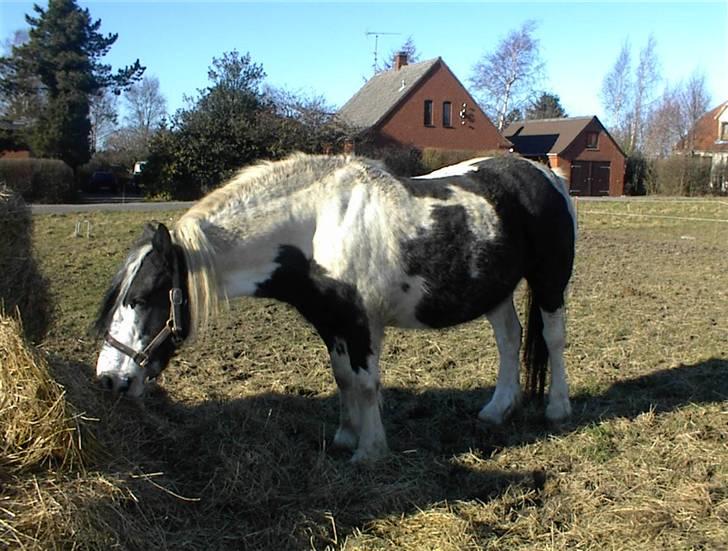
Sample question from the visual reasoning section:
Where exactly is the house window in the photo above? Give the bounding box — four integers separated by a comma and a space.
586, 131, 599, 149
721, 122, 728, 141
442, 101, 452, 127
424, 100, 433, 126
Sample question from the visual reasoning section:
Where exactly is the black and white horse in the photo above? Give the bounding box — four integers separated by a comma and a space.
93, 153, 576, 462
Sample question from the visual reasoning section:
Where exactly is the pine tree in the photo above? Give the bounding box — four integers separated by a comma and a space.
0, 0, 144, 168
525, 93, 568, 120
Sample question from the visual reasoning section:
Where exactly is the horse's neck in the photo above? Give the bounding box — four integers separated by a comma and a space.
194, 187, 321, 299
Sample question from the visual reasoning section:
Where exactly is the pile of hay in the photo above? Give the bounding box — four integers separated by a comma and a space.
0, 313, 91, 473
0, 313, 120, 549
0, 184, 52, 342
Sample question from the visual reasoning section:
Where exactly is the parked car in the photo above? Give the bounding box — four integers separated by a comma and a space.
88, 171, 118, 193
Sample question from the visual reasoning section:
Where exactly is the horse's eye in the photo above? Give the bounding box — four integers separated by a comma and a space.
130, 299, 147, 309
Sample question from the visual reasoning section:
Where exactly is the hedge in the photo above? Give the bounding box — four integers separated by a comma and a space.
0, 158, 75, 203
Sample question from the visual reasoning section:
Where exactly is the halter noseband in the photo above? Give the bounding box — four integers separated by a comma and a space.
104, 253, 186, 371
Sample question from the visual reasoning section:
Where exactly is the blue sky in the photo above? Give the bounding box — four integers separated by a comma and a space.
1, 1, 726, 121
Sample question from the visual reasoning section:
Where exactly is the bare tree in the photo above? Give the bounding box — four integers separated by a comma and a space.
643, 85, 683, 158
470, 20, 544, 131
629, 34, 660, 152
89, 89, 118, 152
0, 29, 40, 121
124, 75, 167, 147
600, 40, 632, 148
679, 69, 711, 150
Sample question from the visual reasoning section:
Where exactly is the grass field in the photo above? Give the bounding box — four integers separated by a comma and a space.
2, 198, 727, 549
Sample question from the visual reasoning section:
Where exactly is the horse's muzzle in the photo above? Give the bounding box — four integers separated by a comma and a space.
97, 373, 137, 395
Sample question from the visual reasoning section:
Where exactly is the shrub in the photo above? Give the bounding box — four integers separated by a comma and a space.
421, 148, 503, 174
372, 145, 425, 177
624, 152, 651, 196
0, 158, 75, 203
647, 155, 712, 196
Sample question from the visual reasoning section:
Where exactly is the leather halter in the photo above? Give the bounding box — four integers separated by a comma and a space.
104, 252, 185, 370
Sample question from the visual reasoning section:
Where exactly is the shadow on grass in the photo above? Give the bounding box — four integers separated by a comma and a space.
53, 356, 726, 549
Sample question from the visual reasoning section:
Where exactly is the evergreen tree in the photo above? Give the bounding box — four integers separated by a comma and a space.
0, 0, 144, 168
381, 36, 421, 71
525, 93, 568, 120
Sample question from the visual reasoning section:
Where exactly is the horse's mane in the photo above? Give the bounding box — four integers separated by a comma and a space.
183, 152, 352, 221
173, 216, 222, 339
173, 153, 355, 338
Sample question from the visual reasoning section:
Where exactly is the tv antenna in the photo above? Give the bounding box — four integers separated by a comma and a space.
365, 31, 400, 73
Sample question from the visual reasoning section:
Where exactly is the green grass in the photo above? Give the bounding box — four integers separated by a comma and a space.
2, 197, 727, 550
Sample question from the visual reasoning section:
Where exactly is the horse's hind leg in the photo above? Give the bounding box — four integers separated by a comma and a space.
541, 306, 571, 422
479, 295, 522, 424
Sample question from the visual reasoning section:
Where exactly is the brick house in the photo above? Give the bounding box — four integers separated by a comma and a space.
503, 116, 625, 196
337, 54, 510, 153
0, 119, 31, 159
677, 100, 728, 192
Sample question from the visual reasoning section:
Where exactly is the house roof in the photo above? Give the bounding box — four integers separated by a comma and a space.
337, 58, 440, 129
683, 101, 728, 153
503, 116, 598, 156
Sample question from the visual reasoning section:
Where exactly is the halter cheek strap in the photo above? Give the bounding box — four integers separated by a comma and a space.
104, 252, 186, 370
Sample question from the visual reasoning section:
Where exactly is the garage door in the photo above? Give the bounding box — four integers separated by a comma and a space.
570, 161, 611, 196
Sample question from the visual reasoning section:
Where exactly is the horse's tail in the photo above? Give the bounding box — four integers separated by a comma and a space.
523, 286, 548, 401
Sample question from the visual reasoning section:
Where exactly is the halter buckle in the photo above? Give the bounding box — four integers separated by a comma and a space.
170, 287, 183, 305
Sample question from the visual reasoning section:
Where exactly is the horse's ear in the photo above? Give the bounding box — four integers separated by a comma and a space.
152, 223, 173, 260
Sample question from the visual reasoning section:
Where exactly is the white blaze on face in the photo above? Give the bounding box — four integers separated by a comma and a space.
95, 303, 147, 397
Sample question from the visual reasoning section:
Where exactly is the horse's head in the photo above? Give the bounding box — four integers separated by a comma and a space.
93, 223, 189, 397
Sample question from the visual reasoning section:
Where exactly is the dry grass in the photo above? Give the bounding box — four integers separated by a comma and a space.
0, 197, 726, 549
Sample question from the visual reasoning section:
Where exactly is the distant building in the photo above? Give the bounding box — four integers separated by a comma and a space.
0, 119, 31, 159
504, 116, 626, 196
337, 54, 510, 153
677, 100, 728, 192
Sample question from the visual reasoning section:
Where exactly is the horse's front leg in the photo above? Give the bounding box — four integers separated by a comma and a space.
329, 331, 388, 463
330, 338, 360, 451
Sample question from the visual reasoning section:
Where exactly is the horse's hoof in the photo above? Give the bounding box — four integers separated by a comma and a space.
545, 396, 572, 424
478, 399, 518, 425
332, 427, 358, 451
350, 442, 389, 464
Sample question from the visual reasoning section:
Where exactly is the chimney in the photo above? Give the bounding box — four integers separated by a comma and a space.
394, 51, 408, 71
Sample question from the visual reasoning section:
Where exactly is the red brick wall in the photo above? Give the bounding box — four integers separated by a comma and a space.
560, 120, 625, 196
374, 62, 510, 152
0, 150, 31, 160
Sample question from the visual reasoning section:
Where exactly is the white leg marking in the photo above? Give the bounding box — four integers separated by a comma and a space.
330, 339, 360, 451
329, 331, 388, 463
350, 352, 388, 463
479, 296, 522, 424
541, 307, 572, 422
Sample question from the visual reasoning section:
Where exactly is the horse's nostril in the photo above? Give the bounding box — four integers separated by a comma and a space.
117, 376, 131, 394
99, 374, 114, 391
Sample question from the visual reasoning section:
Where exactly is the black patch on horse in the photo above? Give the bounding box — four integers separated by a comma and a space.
402, 156, 574, 327
402, 205, 523, 327
255, 245, 372, 372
